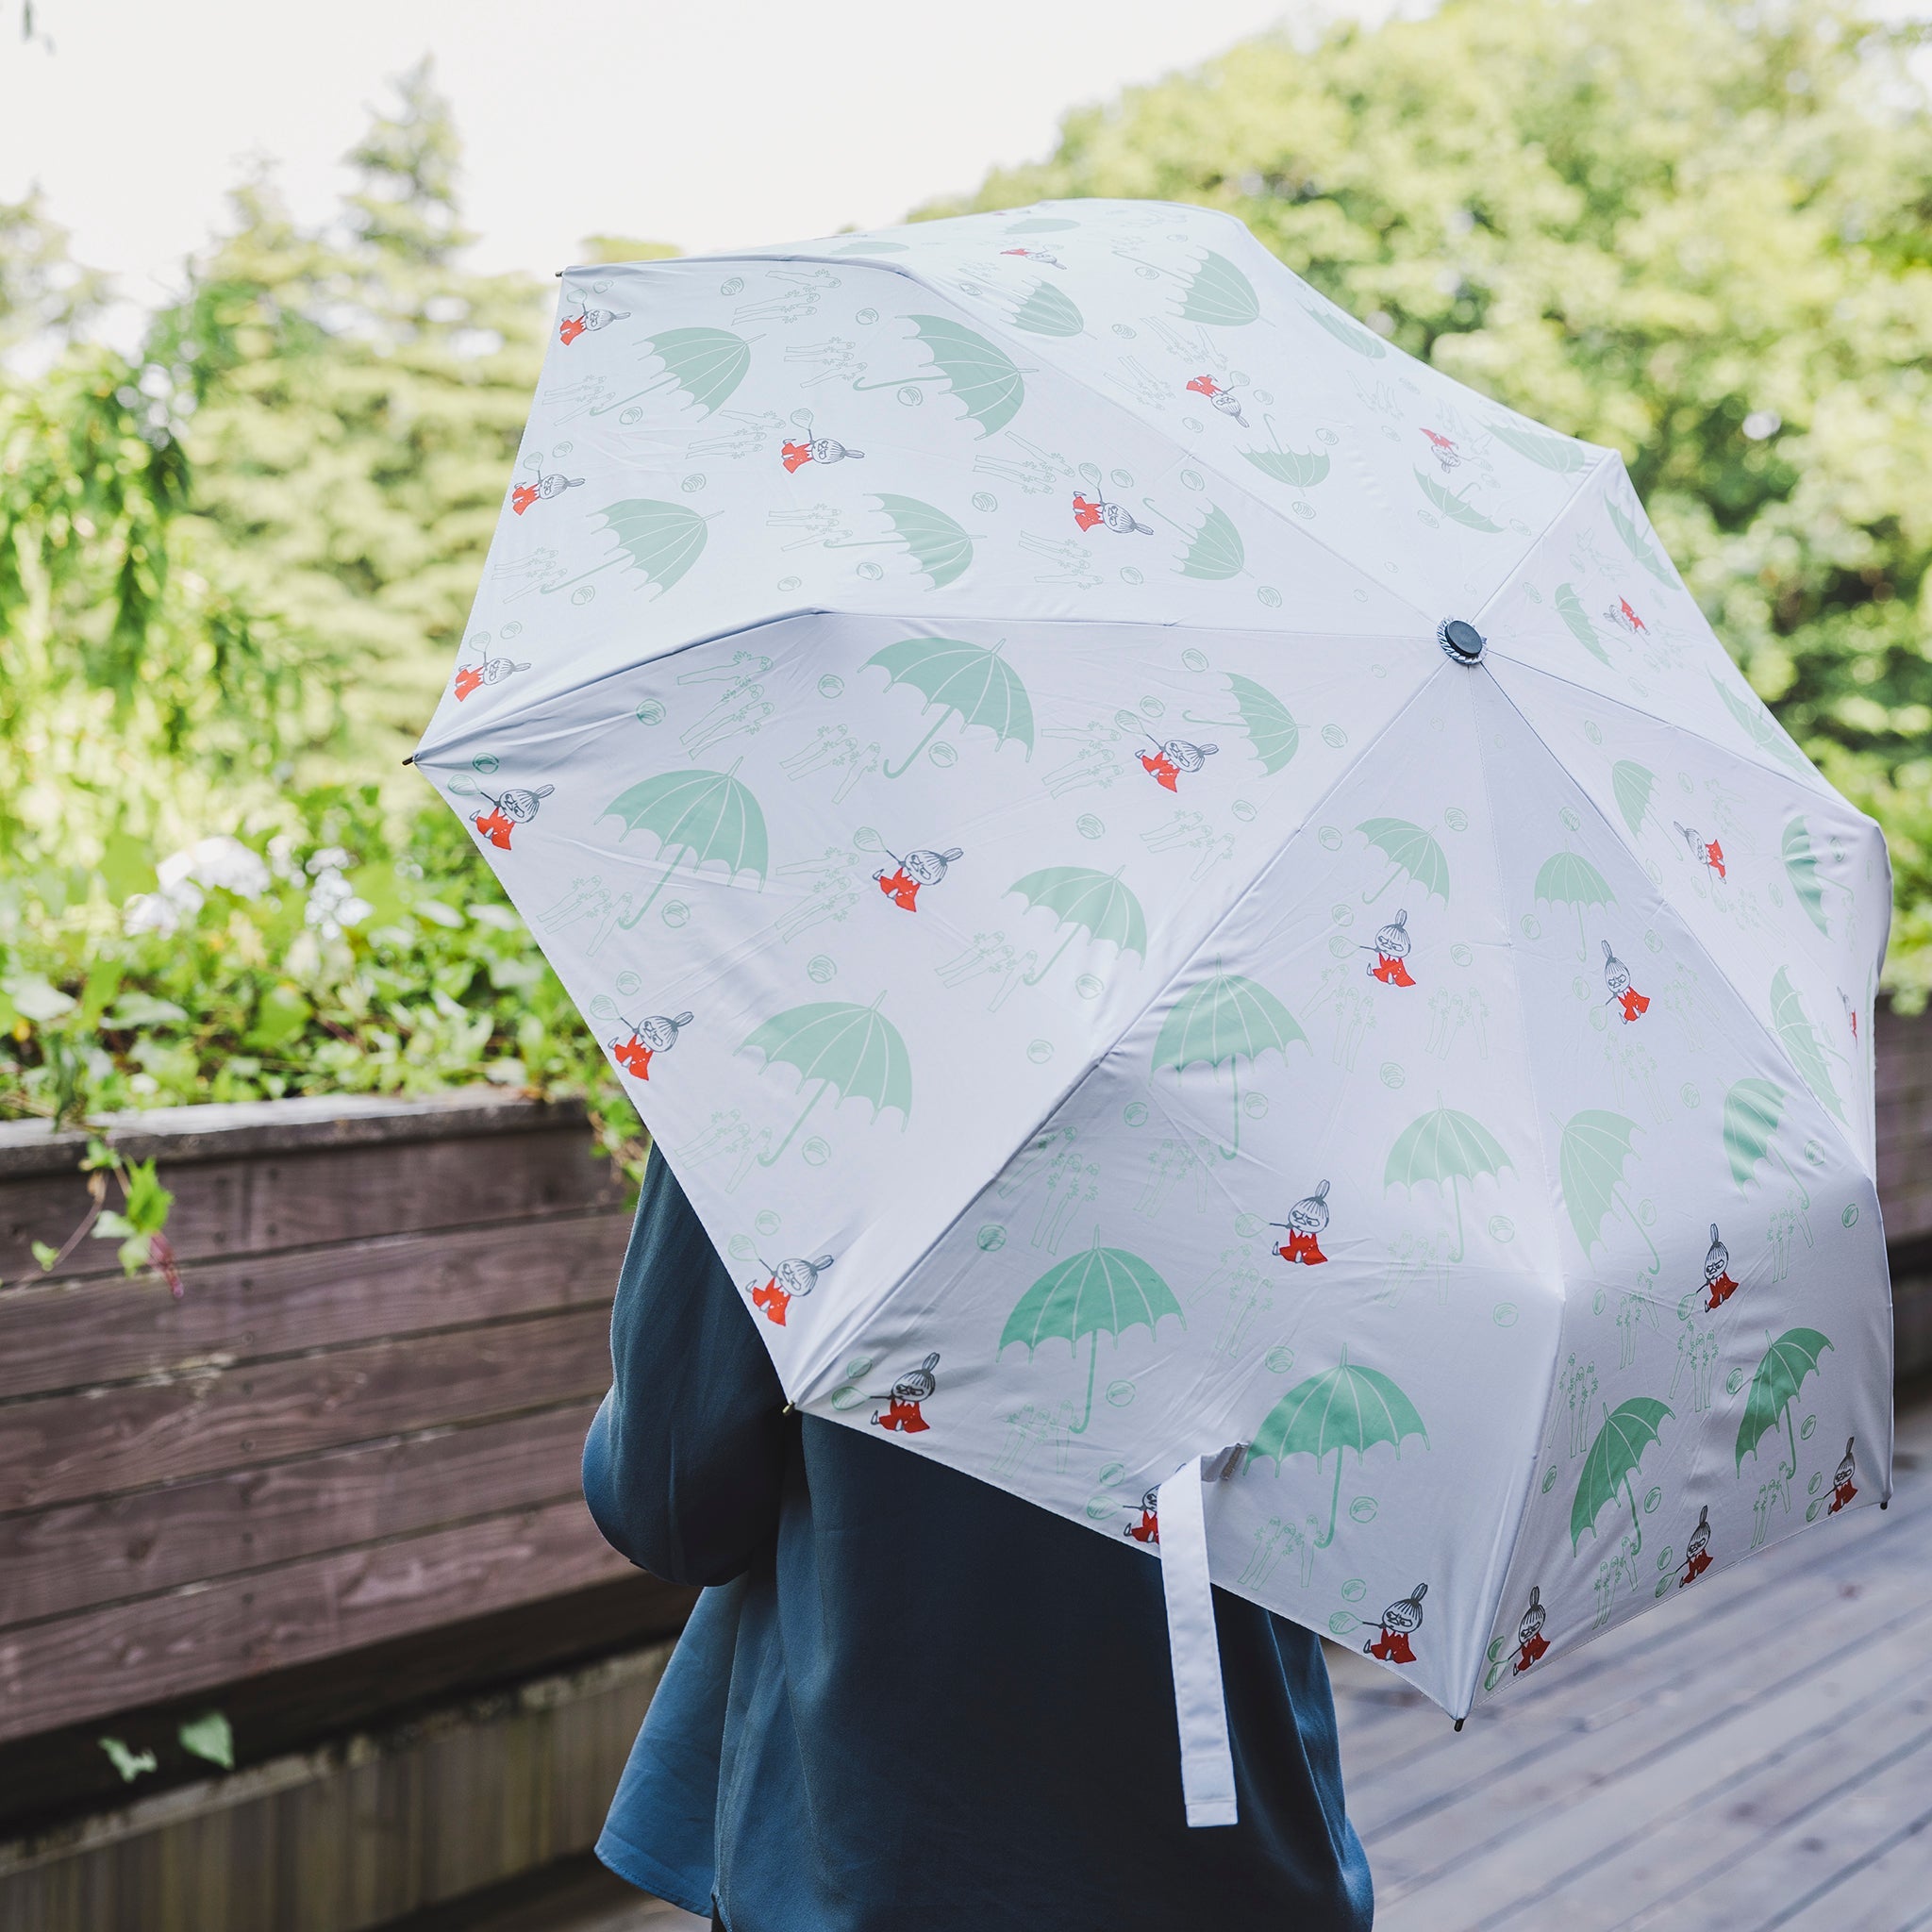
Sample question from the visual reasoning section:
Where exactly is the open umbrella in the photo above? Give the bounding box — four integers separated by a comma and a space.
741, 993, 911, 1166
418, 199, 1891, 1787
1248, 1351, 1428, 1549
1384, 1103, 1512, 1263
1572, 1397, 1673, 1550
1154, 969, 1306, 1158
999, 1239, 1183, 1433
1736, 1328, 1834, 1478
1007, 865, 1147, 987
863, 634, 1033, 776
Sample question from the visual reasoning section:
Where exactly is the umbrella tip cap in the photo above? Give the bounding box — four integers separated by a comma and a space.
1438, 619, 1486, 664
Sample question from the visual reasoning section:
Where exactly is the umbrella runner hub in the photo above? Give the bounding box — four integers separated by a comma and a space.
1438, 617, 1487, 664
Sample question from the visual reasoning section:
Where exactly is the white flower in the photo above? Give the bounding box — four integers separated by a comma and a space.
304, 867, 372, 938
125, 836, 270, 934
124, 880, 204, 937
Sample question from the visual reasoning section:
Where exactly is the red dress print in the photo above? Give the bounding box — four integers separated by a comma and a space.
877, 867, 920, 911
455, 665, 485, 700
1278, 1229, 1327, 1267
1830, 1440, 1857, 1514
781, 441, 813, 474
1615, 597, 1646, 633
1140, 749, 1181, 791
559, 313, 588, 346
1679, 1545, 1711, 1588
1371, 953, 1416, 988
1073, 493, 1106, 532
1618, 987, 1651, 1024
1514, 1631, 1550, 1675
1831, 1475, 1857, 1513
1705, 840, 1726, 880
1421, 427, 1460, 468
1125, 1507, 1159, 1545
1705, 1270, 1739, 1312
752, 1277, 791, 1326
1363, 1584, 1425, 1665
875, 1396, 928, 1434
475, 807, 515, 850
510, 482, 541, 515
1367, 1624, 1416, 1665
611, 1037, 654, 1080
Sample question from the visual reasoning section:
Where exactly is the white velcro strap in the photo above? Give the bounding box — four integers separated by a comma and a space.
1158, 1455, 1239, 1828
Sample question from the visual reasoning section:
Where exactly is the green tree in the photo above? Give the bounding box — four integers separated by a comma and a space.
930, 0, 1932, 991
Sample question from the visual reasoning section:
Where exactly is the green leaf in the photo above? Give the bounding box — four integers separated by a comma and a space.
98, 831, 157, 902
98, 1738, 158, 1783
104, 991, 188, 1029
32, 1240, 59, 1271
2, 973, 76, 1023
244, 984, 312, 1051
177, 1711, 235, 1770
119, 1158, 175, 1237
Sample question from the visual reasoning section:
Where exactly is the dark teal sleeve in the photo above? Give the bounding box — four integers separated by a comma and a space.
581, 1147, 789, 1586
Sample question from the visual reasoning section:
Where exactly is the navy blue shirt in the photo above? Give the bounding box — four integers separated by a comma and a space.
583, 1150, 1374, 1931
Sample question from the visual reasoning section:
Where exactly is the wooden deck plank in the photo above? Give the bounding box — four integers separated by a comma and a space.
1338, 1400, 1932, 1932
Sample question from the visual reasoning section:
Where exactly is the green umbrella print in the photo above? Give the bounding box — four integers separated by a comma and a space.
590, 327, 755, 418
1781, 819, 1832, 937
1008, 866, 1147, 987
1358, 819, 1451, 907
1248, 1351, 1427, 1547
1008, 280, 1084, 338
998, 1240, 1183, 1433
863, 635, 1034, 776
1302, 301, 1386, 358
1114, 248, 1261, 327
828, 495, 975, 591
1712, 675, 1808, 774
1724, 1076, 1810, 1209
1154, 969, 1307, 1158
1241, 421, 1330, 491
1555, 584, 1610, 665
853, 316, 1029, 436
1612, 760, 1657, 840
1485, 419, 1591, 474
741, 992, 911, 1166
1535, 849, 1615, 960
1572, 1397, 1673, 1551
1184, 674, 1298, 775
1607, 498, 1675, 586
1162, 504, 1245, 581
546, 499, 713, 600
1772, 967, 1846, 1121
1736, 1328, 1833, 1478
1385, 1104, 1512, 1263
1415, 469, 1505, 533
602, 760, 769, 923
1559, 1109, 1660, 1274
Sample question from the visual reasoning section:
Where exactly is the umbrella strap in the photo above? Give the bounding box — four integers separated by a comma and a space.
1157, 1455, 1239, 1828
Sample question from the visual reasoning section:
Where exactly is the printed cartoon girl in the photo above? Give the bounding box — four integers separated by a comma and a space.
1674, 822, 1726, 882
472, 784, 555, 852
1605, 595, 1647, 635
1364, 1583, 1426, 1664
1000, 245, 1065, 269
1073, 490, 1152, 536
1678, 1505, 1712, 1588
1363, 909, 1416, 988
1185, 374, 1248, 426
873, 1353, 940, 1434
455, 649, 531, 701
1124, 1487, 1160, 1545
1421, 427, 1460, 471
1512, 1588, 1550, 1675
874, 843, 963, 911
1840, 989, 1858, 1043
610, 1009, 692, 1080
1602, 941, 1650, 1024
781, 434, 865, 474
751, 1252, 834, 1327
1701, 1224, 1739, 1311
558, 304, 628, 346
1139, 731, 1218, 792
1272, 1181, 1331, 1266
510, 470, 584, 515
1829, 1438, 1857, 1514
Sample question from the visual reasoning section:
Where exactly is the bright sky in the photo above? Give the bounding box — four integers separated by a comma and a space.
0, 0, 1394, 308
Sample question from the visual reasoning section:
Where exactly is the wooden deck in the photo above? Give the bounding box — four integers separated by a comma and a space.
1332, 1391, 1932, 1932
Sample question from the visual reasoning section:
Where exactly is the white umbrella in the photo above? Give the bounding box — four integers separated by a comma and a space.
414, 200, 1892, 1824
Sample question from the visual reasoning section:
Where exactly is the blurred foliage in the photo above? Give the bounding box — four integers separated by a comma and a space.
928, 0, 1932, 997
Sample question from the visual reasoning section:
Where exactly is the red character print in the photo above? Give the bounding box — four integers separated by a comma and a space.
1700, 1224, 1739, 1311
1512, 1588, 1550, 1675
1000, 246, 1065, 269
1421, 427, 1461, 472
873, 1353, 940, 1434
874, 842, 962, 911
1138, 731, 1217, 792
510, 470, 583, 516
1185, 374, 1248, 427
454, 649, 531, 702
781, 434, 864, 474
1602, 941, 1650, 1024
608, 1008, 692, 1081
558, 303, 628, 346
1272, 1180, 1332, 1267
1363, 908, 1416, 988
1073, 490, 1152, 536
1829, 1438, 1857, 1514
1364, 1583, 1427, 1665
1840, 991, 1858, 1042
471, 784, 554, 852
1675, 822, 1725, 881
750, 1252, 834, 1327
1123, 1488, 1160, 1544
1606, 595, 1647, 635
1678, 1505, 1712, 1588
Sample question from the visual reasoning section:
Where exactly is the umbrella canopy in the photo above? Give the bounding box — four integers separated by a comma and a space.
415, 200, 1892, 1756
